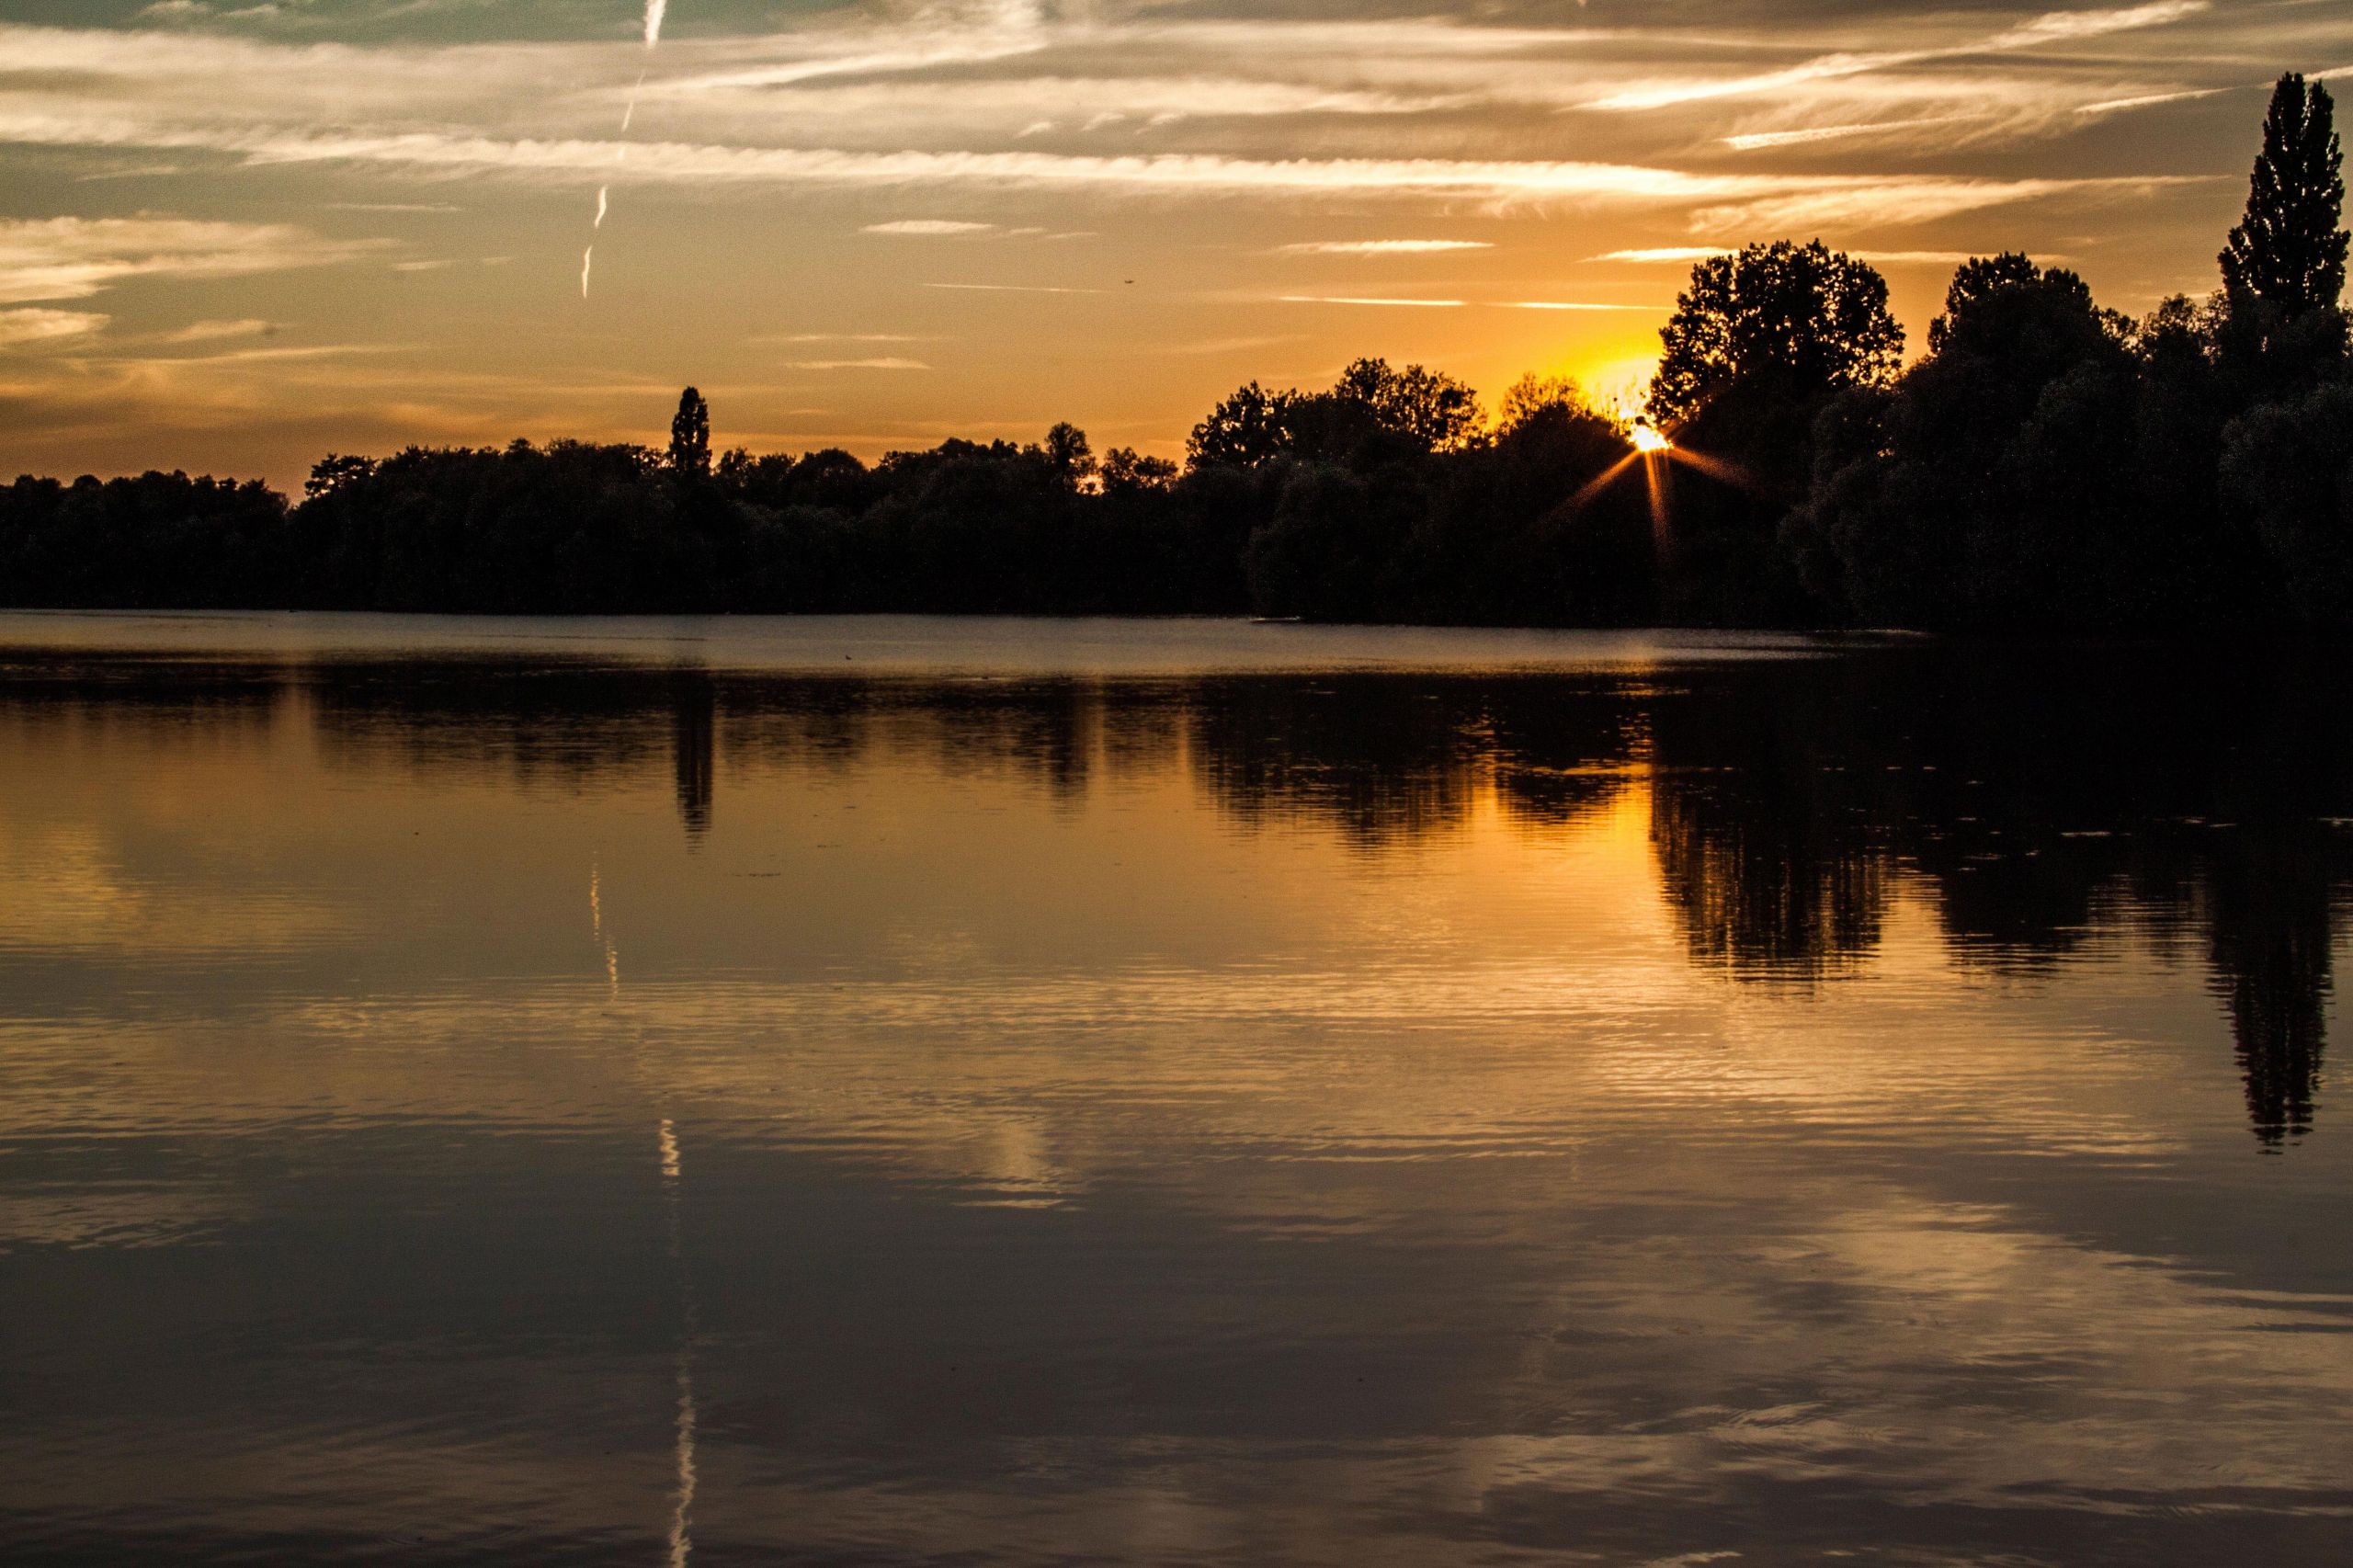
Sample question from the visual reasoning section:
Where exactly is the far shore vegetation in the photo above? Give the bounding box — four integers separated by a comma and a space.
3, 75, 2347, 633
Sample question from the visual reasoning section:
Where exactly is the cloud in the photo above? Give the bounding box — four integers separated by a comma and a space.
1689, 176, 2206, 235
2076, 87, 2230, 116
158, 318, 274, 343
864, 220, 997, 235
0, 307, 108, 347
1161, 334, 1306, 356
1586, 2, 2210, 112
1722, 117, 1970, 152
73, 163, 185, 182
0, 215, 387, 303
0, 111, 2178, 231
1279, 295, 1466, 308
1589, 247, 1732, 263
654, 72, 1473, 125
1500, 301, 1665, 312
784, 358, 931, 370
926, 281, 1100, 294
1277, 240, 1494, 255
756, 333, 935, 345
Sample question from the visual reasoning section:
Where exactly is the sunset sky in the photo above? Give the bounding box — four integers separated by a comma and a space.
3, 0, 2349, 490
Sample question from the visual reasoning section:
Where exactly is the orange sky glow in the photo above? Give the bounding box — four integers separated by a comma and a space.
2, 1, 2348, 491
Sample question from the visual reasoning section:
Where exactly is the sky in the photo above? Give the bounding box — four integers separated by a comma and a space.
2, 0, 2349, 491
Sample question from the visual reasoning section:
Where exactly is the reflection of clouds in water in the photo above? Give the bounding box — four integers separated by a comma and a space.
3, 633, 2350, 1562
0, 1188, 245, 1253
0, 820, 349, 957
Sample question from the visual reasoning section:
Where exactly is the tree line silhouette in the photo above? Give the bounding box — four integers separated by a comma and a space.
0, 74, 2343, 631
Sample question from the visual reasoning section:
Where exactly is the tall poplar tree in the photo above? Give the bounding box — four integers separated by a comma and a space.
2220, 74, 2347, 314
668, 387, 711, 478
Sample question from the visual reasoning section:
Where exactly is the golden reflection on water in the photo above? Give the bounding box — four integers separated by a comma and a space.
0, 619, 2348, 1565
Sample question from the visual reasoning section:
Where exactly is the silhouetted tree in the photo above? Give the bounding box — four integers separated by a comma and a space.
2221, 380, 2353, 624
1647, 241, 1903, 429
669, 387, 712, 478
1188, 381, 1294, 469
1042, 422, 1096, 487
1494, 373, 1597, 435
1099, 447, 1177, 494
1793, 253, 2154, 628
1188, 359, 1483, 472
2222, 74, 2347, 316
303, 453, 377, 500
1330, 358, 1484, 452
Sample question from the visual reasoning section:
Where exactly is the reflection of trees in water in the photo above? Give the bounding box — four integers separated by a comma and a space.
2208, 830, 2333, 1144
669, 669, 715, 842
1187, 677, 1646, 846
1644, 666, 1887, 981
8, 646, 2341, 1145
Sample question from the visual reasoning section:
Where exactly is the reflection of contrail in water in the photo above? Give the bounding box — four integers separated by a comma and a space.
583, 3, 671, 298
660, 1118, 696, 1567
591, 861, 620, 998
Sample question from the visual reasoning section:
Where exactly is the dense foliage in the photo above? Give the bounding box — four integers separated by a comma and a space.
2, 76, 2347, 633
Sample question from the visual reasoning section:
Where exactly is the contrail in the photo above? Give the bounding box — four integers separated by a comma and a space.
583, 2, 669, 299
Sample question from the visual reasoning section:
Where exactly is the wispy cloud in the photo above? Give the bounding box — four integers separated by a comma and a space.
0, 307, 108, 347
2076, 87, 2229, 116
756, 333, 937, 345
73, 163, 184, 182
1587, 2, 2209, 112
1500, 300, 1665, 312
0, 215, 388, 303
926, 281, 1101, 294
1277, 240, 1493, 255
1722, 116, 1970, 152
0, 112, 2182, 234
157, 318, 274, 344
1279, 295, 1466, 308
1589, 247, 1732, 263
864, 220, 997, 235
784, 357, 931, 370
1162, 334, 1307, 356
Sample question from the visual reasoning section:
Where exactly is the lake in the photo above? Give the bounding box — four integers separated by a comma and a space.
3, 612, 2349, 1566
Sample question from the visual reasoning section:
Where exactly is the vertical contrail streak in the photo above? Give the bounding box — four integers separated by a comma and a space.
583, 2, 670, 299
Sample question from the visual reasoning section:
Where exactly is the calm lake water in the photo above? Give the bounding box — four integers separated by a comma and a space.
3, 612, 2349, 1566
